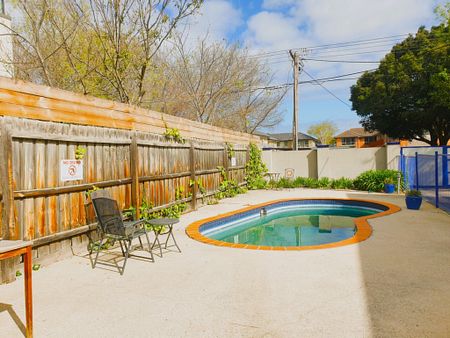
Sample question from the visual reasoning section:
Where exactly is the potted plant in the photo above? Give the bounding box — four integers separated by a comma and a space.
405, 190, 422, 210
384, 177, 396, 193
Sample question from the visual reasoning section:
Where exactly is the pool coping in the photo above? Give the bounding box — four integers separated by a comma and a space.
185, 198, 401, 251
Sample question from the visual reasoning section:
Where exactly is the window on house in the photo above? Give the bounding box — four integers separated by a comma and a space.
364, 136, 377, 143
298, 140, 309, 148
342, 137, 356, 146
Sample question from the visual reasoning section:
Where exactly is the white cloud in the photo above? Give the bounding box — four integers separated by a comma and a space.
245, 11, 310, 51
181, 0, 243, 42
294, 0, 435, 42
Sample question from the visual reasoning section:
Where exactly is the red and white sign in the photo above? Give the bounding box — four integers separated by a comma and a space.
60, 160, 83, 181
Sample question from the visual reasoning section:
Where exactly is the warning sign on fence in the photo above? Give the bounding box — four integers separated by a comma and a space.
60, 160, 83, 182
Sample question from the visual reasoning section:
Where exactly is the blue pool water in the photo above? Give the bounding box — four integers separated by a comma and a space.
203, 204, 380, 247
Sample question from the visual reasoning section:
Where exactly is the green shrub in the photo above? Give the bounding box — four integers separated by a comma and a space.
215, 179, 244, 199
215, 166, 246, 199
293, 176, 308, 187
270, 176, 357, 190
317, 177, 331, 188
303, 177, 319, 188
330, 177, 354, 190
353, 169, 402, 192
275, 177, 296, 188
245, 143, 268, 189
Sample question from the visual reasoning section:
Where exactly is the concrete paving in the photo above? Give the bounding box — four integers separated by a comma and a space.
1, 189, 450, 338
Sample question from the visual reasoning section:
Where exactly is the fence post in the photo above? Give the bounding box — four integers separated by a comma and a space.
0, 122, 19, 283
400, 147, 407, 188
443, 147, 448, 187
0, 123, 16, 239
223, 143, 229, 178
435, 151, 439, 208
415, 152, 419, 189
130, 133, 140, 220
190, 143, 197, 210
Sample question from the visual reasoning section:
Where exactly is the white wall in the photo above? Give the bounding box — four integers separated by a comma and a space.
316, 147, 387, 179
262, 150, 317, 179
263, 145, 404, 180
386, 144, 401, 170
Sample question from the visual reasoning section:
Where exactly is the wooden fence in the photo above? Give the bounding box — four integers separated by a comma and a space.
0, 117, 248, 246
0, 78, 258, 283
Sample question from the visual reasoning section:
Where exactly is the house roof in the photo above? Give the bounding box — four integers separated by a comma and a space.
253, 131, 271, 138
266, 132, 319, 142
335, 128, 379, 138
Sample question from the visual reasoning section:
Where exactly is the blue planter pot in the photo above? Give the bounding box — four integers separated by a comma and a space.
384, 183, 395, 193
405, 196, 422, 210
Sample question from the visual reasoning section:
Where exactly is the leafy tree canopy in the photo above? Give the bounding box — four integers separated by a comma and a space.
307, 120, 338, 145
350, 21, 450, 146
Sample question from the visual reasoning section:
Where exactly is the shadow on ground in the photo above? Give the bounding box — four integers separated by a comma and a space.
347, 193, 450, 336
0, 303, 26, 336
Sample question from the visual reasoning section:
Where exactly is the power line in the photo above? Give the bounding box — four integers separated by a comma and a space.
302, 68, 352, 108
302, 68, 377, 82
305, 34, 409, 50
247, 34, 447, 60
248, 34, 410, 59
303, 57, 380, 64
308, 48, 395, 58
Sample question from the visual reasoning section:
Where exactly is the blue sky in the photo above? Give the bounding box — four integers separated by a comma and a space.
183, 0, 446, 133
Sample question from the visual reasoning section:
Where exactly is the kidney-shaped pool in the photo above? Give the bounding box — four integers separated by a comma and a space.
186, 199, 400, 250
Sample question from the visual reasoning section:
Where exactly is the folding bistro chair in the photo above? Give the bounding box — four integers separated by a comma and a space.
91, 197, 154, 275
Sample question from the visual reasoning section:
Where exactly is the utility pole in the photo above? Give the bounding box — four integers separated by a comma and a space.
289, 50, 299, 151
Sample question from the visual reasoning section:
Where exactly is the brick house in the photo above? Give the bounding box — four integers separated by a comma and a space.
334, 128, 407, 148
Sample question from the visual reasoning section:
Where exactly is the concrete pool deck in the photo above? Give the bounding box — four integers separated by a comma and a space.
1, 189, 450, 337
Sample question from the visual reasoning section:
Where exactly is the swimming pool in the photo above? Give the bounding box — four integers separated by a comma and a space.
186, 199, 400, 250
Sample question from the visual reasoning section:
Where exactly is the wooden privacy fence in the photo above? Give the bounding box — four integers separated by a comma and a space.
0, 117, 249, 246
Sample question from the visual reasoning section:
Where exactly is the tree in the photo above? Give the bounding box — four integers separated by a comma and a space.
307, 121, 338, 145
350, 21, 450, 146
435, 2, 450, 23
148, 34, 285, 133
2, 0, 202, 104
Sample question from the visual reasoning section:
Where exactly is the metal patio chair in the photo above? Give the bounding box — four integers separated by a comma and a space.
91, 197, 154, 275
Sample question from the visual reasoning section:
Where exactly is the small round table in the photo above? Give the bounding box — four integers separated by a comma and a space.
146, 218, 181, 256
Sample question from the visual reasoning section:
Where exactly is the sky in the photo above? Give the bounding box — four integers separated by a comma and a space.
181, 0, 446, 134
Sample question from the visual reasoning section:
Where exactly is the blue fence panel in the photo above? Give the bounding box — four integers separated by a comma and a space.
417, 154, 441, 189
400, 147, 450, 211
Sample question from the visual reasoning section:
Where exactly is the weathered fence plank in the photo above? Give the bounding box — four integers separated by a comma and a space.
190, 143, 197, 210
0, 123, 15, 239
130, 134, 140, 219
